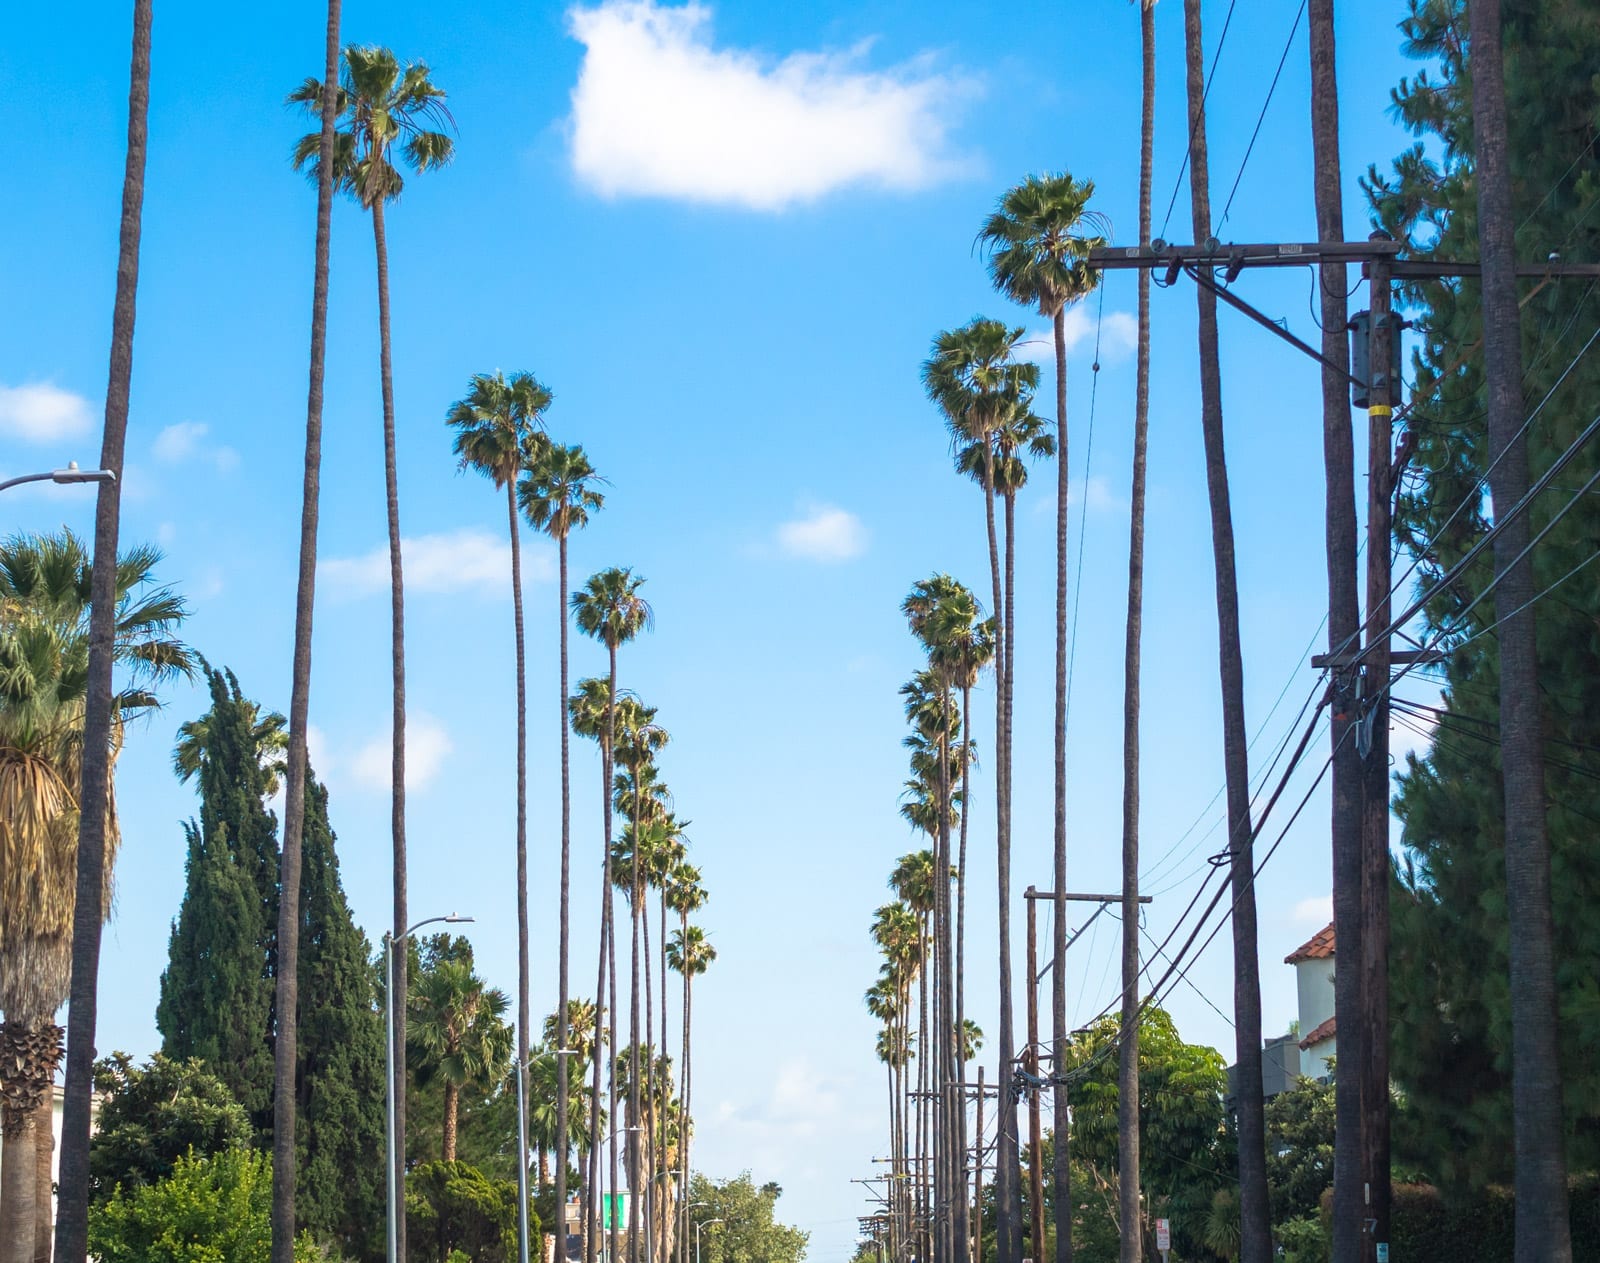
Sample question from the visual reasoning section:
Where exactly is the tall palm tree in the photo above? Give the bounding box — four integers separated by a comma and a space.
522, 441, 606, 1248
291, 56, 453, 1239
979, 173, 1104, 1263
1468, 3, 1571, 1257
53, 7, 154, 1259
1180, 3, 1269, 1257
269, 8, 343, 1257
408, 958, 513, 1162
447, 368, 553, 1225
1111, 7, 1157, 1260
921, 322, 1038, 1263
664, 866, 704, 1263
573, 570, 653, 1263
667, 924, 715, 1262
871, 903, 921, 1258
1, 532, 192, 1263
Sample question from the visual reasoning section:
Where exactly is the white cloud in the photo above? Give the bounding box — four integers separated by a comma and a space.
775, 503, 867, 562
566, 1, 974, 210
1292, 894, 1333, 925
319, 528, 555, 599
0, 382, 95, 443
350, 715, 453, 793
1085, 474, 1123, 514
153, 421, 239, 472
1017, 307, 1138, 368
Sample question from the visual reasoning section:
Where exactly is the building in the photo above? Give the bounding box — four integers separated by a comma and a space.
1286, 922, 1337, 1080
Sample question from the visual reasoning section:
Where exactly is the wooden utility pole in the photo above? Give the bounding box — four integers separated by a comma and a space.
974, 1066, 986, 1263
1360, 239, 1396, 1262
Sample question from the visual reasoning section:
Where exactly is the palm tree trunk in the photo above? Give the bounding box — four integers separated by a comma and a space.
1180, 4, 1270, 1258
642, 879, 656, 1263
628, 759, 646, 1263
1117, 9, 1155, 1261
1, 1021, 45, 1263
270, 7, 341, 1263
956, 681, 973, 1262
558, 533, 574, 1262
508, 478, 534, 1253
1306, 7, 1363, 1259
1468, 3, 1571, 1257
542, 1149, 552, 1191
53, 6, 150, 1259
443, 1081, 459, 1163
1049, 302, 1073, 1263
980, 451, 1020, 1263
658, 896, 670, 1258
678, 917, 692, 1263
605, 645, 623, 1263
368, 185, 415, 1263
587, 882, 610, 1263
31, 1087, 52, 1263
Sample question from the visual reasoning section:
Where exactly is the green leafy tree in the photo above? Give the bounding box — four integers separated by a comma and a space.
87, 1149, 319, 1263
405, 1161, 537, 1263
294, 776, 386, 1260
685, 1173, 807, 1263
87, 1054, 252, 1205
409, 957, 514, 1162
1264, 1077, 1335, 1229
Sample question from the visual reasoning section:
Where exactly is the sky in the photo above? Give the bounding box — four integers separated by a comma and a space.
2, 2, 1433, 1256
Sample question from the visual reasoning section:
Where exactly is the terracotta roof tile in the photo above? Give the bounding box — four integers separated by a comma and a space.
1285, 922, 1336, 964
1299, 1016, 1337, 1050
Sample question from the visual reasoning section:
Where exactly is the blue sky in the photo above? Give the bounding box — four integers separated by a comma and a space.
2, 1, 1431, 1255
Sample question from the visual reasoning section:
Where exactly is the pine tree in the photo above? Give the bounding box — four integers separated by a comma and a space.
156, 668, 280, 1131
294, 774, 386, 1261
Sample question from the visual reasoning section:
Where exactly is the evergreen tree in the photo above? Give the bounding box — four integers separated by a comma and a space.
294, 774, 386, 1261
156, 666, 279, 1131
1367, 0, 1600, 1192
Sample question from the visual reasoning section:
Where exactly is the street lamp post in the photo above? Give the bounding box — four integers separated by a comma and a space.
386, 913, 474, 1263
694, 1218, 724, 1263
0, 462, 117, 494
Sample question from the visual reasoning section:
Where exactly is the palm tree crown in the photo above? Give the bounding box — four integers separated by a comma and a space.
571, 568, 653, 652
289, 45, 455, 207
447, 371, 552, 489
977, 173, 1106, 318
521, 443, 606, 541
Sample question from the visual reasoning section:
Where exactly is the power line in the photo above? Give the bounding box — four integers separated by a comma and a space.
1159, 0, 1240, 240
1216, 0, 1307, 234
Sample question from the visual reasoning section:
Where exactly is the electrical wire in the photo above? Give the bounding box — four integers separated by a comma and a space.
1159, 0, 1240, 241
1063, 284, 1106, 738
1215, 0, 1307, 234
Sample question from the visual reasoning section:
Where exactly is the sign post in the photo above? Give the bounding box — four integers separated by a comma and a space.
1156, 1217, 1171, 1262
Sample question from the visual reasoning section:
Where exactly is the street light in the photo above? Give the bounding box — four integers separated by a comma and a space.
0, 462, 117, 493
385, 914, 473, 1263
694, 1218, 724, 1263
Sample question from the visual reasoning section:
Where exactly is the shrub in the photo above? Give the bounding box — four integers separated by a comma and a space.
405, 1160, 539, 1263
87, 1148, 319, 1263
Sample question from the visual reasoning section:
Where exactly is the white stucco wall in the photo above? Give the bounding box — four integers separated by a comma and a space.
1295, 956, 1335, 1038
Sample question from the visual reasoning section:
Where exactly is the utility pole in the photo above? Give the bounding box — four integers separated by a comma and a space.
1359, 236, 1396, 1263
973, 1066, 986, 1263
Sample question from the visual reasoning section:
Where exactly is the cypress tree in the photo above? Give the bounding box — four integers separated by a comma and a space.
294, 772, 386, 1261
156, 666, 279, 1131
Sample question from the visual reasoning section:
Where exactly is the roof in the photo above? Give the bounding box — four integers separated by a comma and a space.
1285, 922, 1335, 964
1299, 1016, 1337, 1050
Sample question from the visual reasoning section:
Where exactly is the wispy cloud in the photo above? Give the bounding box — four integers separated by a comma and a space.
566, 0, 975, 210
0, 381, 94, 443
1016, 307, 1137, 368
350, 715, 454, 793
319, 529, 555, 599
153, 421, 239, 472
776, 503, 867, 562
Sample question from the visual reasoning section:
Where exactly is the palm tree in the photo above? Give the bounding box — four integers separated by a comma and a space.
1468, 3, 1572, 1257
527, 1043, 595, 1190
1113, 8, 1157, 1260
522, 441, 606, 1246
173, 687, 288, 794
1180, 4, 1269, 1257
922, 320, 1040, 1263
447, 368, 553, 1221
573, 569, 653, 1263
979, 173, 1104, 1263
291, 55, 453, 1235
53, 7, 155, 1260
269, 7, 342, 1257
666, 924, 715, 1262
871, 903, 921, 1258
664, 866, 704, 1263
1, 532, 192, 1263
408, 958, 513, 1162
